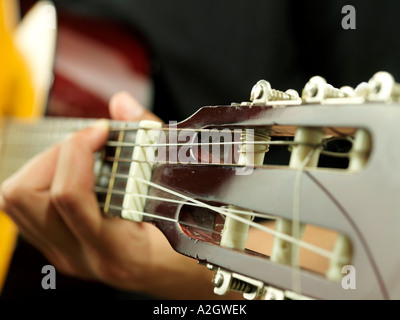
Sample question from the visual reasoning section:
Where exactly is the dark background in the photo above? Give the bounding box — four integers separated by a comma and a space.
40, 0, 400, 121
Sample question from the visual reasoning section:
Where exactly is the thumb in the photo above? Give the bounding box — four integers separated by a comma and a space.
109, 91, 163, 123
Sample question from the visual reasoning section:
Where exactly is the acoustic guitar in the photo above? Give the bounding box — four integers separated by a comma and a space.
2, 1, 400, 301
85, 70, 400, 300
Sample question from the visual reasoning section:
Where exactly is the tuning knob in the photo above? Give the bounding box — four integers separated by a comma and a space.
302, 76, 348, 103
250, 80, 301, 105
367, 71, 400, 102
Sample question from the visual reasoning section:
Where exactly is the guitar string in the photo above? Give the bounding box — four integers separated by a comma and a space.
3, 124, 255, 136
3, 122, 354, 162
102, 149, 352, 167
0, 136, 332, 147
4, 120, 352, 289
96, 172, 337, 261
291, 144, 323, 295
94, 185, 277, 220
102, 136, 353, 167
95, 135, 354, 272
3, 118, 357, 151
108, 126, 258, 133
104, 124, 382, 298
304, 171, 389, 300
5, 122, 350, 247
1, 123, 353, 183
104, 136, 353, 153
4, 120, 353, 249
5, 119, 379, 297
3, 122, 358, 139
3, 121, 353, 153
2, 140, 352, 159
100, 142, 347, 293
105, 140, 306, 148
102, 135, 353, 166
135, 175, 339, 262
98, 202, 223, 236
0, 136, 353, 159
4, 121, 263, 134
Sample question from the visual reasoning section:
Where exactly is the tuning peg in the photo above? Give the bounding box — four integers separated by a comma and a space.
340, 86, 356, 97
302, 76, 348, 103
250, 80, 301, 105
367, 71, 400, 102
354, 82, 371, 98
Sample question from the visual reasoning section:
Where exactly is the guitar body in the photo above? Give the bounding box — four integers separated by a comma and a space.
0, 0, 38, 292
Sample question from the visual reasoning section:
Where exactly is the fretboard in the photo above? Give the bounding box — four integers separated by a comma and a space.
0, 117, 137, 184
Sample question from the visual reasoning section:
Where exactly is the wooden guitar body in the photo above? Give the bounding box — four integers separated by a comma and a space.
0, 0, 48, 291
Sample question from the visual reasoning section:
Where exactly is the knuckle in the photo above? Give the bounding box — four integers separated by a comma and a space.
50, 184, 76, 209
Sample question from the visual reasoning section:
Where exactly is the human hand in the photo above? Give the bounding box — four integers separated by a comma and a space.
0, 92, 221, 299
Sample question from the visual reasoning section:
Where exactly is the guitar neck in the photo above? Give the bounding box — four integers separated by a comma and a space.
0, 117, 97, 182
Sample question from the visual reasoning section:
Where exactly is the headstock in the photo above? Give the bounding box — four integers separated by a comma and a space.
96, 71, 400, 300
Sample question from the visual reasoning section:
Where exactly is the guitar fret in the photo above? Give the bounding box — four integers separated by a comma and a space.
95, 124, 137, 217
103, 124, 127, 214
1, 116, 146, 218
0, 116, 142, 219
0, 117, 106, 183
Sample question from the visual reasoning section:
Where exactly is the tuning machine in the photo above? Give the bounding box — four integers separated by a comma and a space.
246, 80, 302, 106
301, 75, 366, 105
207, 264, 314, 300
212, 267, 265, 300
367, 71, 400, 103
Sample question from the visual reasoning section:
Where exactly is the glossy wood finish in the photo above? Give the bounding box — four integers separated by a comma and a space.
141, 103, 400, 299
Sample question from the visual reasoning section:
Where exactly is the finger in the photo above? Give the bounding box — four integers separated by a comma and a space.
0, 145, 61, 227
0, 144, 60, 199
109, 91, 163, 123
50, 119, 110, 243
0, 146, 89, 277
